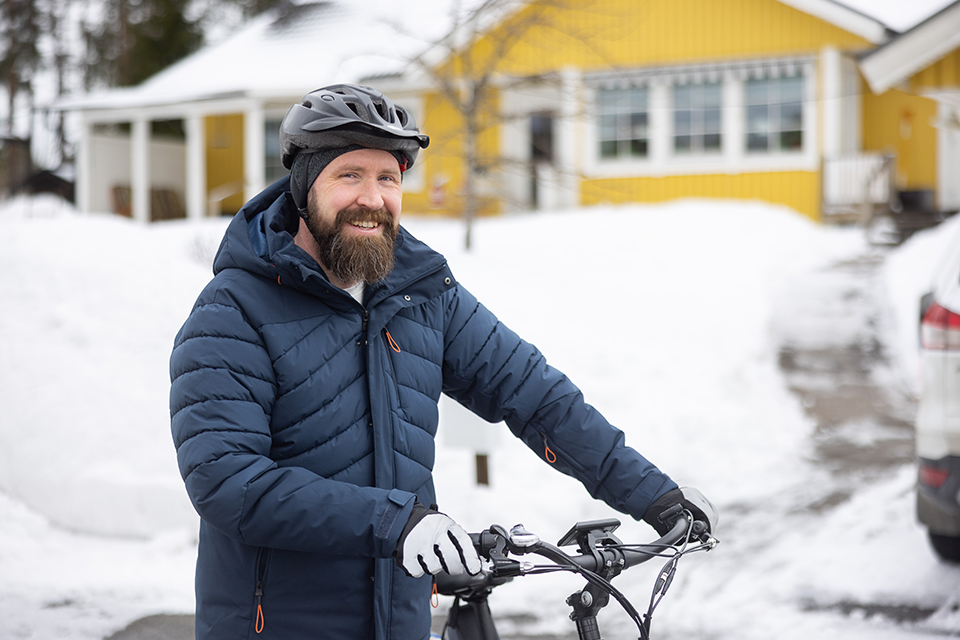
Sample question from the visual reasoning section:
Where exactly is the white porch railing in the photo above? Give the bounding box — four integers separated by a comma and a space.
822, 153, 897, 224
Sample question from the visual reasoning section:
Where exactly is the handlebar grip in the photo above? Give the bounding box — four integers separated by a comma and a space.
651, 516, 691, 547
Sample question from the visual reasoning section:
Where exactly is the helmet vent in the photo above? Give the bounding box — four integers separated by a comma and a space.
345, 100, 367, 121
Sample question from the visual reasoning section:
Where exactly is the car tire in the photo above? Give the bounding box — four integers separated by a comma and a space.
928, 531, 960, 563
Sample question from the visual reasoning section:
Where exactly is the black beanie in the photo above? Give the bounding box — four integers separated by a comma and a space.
289, 145, 407, 213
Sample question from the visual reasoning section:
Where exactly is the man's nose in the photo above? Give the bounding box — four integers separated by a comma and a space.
356, 177, 385, 209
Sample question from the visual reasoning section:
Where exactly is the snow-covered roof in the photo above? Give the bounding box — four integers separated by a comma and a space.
51, 0, 443, 113
859, 0, 960, 94
49, 0, 942, 116
779, 0, 893, 43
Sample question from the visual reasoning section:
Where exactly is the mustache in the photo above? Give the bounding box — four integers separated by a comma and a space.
335, 206, 395, 229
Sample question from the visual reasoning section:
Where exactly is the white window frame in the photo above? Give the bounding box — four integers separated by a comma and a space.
583, 57, 818, 179
595, 86, 651, 161
744, 75, 806, 155
671, 80, 724, 157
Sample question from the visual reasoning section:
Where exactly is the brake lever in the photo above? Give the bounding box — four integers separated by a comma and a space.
481, 525, 525, 577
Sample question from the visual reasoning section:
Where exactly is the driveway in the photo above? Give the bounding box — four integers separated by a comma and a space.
776, 253, 917, 508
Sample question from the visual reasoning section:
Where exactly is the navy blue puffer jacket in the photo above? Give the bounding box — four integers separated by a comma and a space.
170, 177, 677, 640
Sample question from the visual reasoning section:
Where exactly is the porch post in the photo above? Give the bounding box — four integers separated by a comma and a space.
131, 116, 150, 223
76, 115, 92, 214
559, 67, 580, 209
185, 113, 206, 220
244, 103, 265, 200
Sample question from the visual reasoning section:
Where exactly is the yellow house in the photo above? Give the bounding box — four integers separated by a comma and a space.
52, 0, 951, 224
375, 0, 948, 222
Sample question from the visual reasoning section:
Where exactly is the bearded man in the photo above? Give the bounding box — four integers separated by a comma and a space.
169, 84, 715, 640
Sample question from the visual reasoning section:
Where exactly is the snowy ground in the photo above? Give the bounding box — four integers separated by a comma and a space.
2, 193, 960, 639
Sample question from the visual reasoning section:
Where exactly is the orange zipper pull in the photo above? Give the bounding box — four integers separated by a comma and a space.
255, 581, 265, 633
386, 330, 401, 353
542, 435, 557, 464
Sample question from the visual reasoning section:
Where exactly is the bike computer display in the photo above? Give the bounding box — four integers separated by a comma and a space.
556, 518, 621, 547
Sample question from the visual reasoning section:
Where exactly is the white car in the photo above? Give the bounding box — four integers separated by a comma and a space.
916, 225, 960, 562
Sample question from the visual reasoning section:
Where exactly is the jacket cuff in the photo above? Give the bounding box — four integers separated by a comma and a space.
375, 489, 416, 555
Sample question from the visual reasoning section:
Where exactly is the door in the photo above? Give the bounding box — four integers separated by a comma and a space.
530, 112, 555, 210
938, 100, 960, 212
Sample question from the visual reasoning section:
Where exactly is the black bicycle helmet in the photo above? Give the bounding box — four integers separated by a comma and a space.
280, 84, 429, 171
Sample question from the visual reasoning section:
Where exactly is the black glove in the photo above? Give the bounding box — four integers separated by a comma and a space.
642, 487, 717, 537
394, 502, 482, 578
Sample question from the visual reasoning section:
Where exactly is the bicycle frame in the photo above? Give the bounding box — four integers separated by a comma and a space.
440, 597, 499, 640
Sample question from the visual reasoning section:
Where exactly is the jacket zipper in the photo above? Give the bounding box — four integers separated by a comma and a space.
539, 431, 588, 475
382, 327, 401, 401
253, 547, 271, 634
254, 581, 264, 634
541, 432, 558, 464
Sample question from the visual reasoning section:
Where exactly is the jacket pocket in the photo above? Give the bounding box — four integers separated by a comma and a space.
383, 328, 402, 402
539, 430, 589, 476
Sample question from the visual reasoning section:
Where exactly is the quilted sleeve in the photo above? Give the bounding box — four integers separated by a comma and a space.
440, 284, 677, 520
169, 288, 414, 556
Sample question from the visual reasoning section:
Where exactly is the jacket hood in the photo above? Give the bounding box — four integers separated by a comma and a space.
212, 177, 448, 301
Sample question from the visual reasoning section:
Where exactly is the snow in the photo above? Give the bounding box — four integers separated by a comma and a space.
2, 193, 960, 639
837, 0, 956, 32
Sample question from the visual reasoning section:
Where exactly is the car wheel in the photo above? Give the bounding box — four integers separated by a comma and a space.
928, 531, 960, 563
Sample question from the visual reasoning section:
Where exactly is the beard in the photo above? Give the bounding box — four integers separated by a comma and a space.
305, 202, 399, 286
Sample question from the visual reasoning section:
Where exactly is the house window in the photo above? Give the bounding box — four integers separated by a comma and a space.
745, 76, 804, 153
265, 118, 286, 185
597, 87, 649, 160
673, 82, 722, 154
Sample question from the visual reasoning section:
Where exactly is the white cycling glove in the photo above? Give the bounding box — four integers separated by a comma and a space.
394, 503, 482, 578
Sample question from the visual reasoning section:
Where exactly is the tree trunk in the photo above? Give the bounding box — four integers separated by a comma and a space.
462, 101, 480, 251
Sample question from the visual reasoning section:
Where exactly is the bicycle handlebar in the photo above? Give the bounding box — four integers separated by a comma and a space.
547, 517, 692, 574
436, 516, 710, 597
435, 515, 717, 640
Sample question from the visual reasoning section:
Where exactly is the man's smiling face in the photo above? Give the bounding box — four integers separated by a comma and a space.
304, 148, 403, 286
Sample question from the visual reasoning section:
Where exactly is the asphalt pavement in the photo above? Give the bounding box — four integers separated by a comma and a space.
104, 614, 194, 640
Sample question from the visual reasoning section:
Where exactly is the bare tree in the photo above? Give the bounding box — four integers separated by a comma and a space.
405, 0, 544, 250
402, 0, 645, 249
